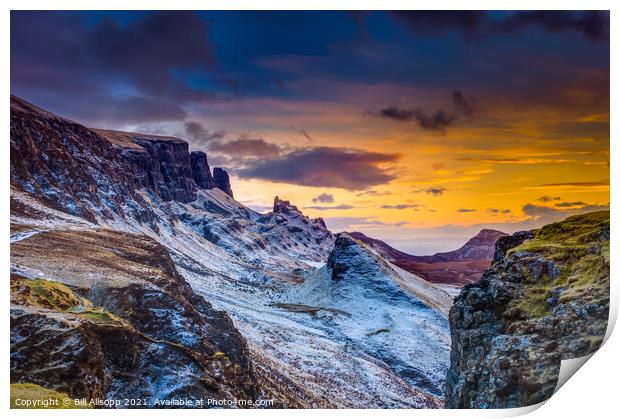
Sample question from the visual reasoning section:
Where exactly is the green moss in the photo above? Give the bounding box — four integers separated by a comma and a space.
68, 307, 126, 326
10, 383, 87, 409
12, 277, 127, 327
507, 211, 609, 319
517, 286, 551, 318
11, 278, 82, 311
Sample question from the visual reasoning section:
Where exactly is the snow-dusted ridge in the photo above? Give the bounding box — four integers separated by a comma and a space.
10, 95, 452, 408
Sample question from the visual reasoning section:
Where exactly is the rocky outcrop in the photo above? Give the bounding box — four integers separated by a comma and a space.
128, 135, 197, 203
97, 129, 231, 202
10, 96, 233, 220
350, 229, 507, 286
10, 96, 157, 225
445, 211, 610, 408
10, 227, 259, 405
191, 151, 216, 189
213, 168, 234, 197
251, 197, 334, 262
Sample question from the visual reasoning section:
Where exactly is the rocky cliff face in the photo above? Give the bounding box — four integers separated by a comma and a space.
253, 197, 333, 261
10, 95, 259, 407
10, 96, 156, 225
445, 211, 610, 408
213, 167, 234, 197
191, 151, 216, 189
96, 129, 231, 202
10, 96, 233, 220
10, 227, 258, 404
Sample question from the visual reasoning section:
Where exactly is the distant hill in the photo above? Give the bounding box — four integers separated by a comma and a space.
348, 229, 508, 286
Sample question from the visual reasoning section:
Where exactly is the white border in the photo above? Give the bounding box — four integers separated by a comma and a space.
3, 2, 617, 418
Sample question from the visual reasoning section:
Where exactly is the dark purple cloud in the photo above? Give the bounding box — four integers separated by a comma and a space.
452, 90, 477, 118
366, 90, 476, 132
424, 187, 446, 196
523, 203, 609, 219
184, 120, 226, 144
11, 11, 217, 125
183, 120, 280, 159
555, 201, 588, 208
356, 190, 393, 197
496, 11, 609, 42
368, 107, 455, 132
537, 195, 561, 203
457, 208, 476, 213
389, 11, 486, 38
371, 107, 415, 122
290, 126, 314, 142
413, 110, 455, 132
86, 11, 215, 99
306, 204, 353, 211
487, 208, 511, 214
390, 11, 609, 42
381, 204, 422, 210
210, 138, 282, 158
312, 193, 335, 203
237, 146, 400, 190
538, 180, 609, 187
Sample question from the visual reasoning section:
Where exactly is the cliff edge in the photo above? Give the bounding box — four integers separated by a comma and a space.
445, 211, 610, 408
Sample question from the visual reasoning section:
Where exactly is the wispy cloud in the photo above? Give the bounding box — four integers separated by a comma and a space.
356, 190, 393, 197
365, 91, 477, 133
554, 201, 588, 207
312, 193, 334, 203
290, 126, 314, 142
487, 208, 511, 214
537, 195, 561, 202
424, 187, 446, 196
306, 204, 354, 211
381, 204, 422, 210
538, 180, 609, 187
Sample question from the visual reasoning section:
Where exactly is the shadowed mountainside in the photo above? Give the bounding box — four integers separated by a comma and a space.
10, 96, 450, 408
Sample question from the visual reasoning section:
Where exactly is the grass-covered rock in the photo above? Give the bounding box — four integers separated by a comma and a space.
10, 383, 87, 409
445, 211, 610, 408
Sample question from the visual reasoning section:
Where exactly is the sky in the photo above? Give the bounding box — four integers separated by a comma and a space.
11, 11, 610, 254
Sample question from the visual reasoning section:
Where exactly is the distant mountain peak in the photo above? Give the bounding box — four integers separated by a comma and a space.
465, 229, 507, 245
349, 228, 507, 286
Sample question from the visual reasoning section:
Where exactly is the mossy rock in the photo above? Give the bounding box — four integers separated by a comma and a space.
10, 383, 88, 409
68, 307, 127, 327
10, 277, 82, 311
11, 276, 127, 327
507, 211, 609, 318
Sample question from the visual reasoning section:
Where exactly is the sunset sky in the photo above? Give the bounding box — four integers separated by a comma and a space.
11, 11, 610, 253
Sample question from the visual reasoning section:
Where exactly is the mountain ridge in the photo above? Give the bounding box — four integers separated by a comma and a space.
10, 95, 450, 408
349, 229, 507, 286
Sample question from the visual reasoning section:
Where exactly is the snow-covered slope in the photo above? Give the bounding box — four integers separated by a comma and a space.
280, 234, 450, 397
10, 95, 451, 408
